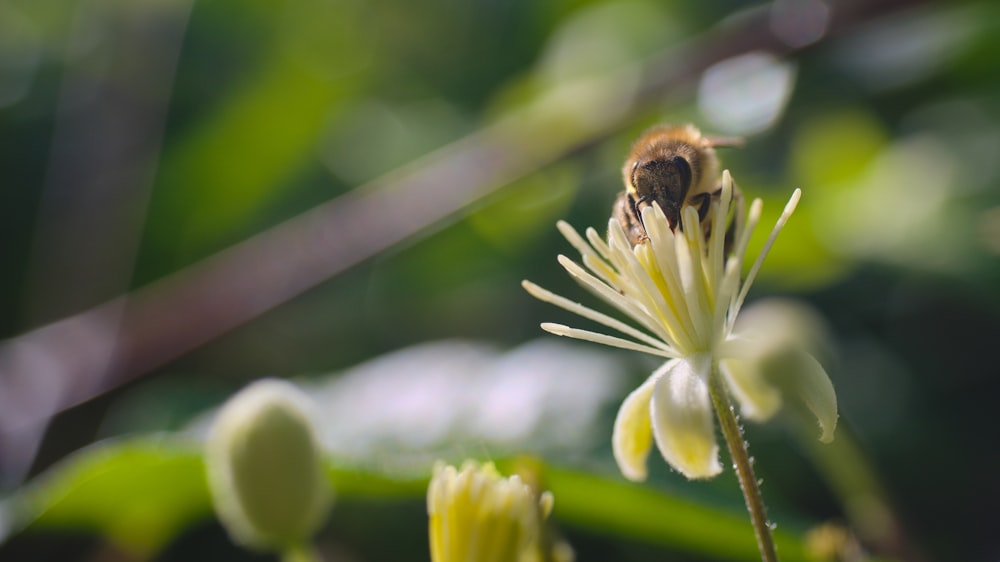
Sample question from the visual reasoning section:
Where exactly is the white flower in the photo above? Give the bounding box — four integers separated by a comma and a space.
523, 172, 837, 480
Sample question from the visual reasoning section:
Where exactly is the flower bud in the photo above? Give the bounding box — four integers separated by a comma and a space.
206, 379, 332, 551
428, 461, 566, 562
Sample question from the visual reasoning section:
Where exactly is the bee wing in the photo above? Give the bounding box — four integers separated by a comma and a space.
703, 135, 745, 149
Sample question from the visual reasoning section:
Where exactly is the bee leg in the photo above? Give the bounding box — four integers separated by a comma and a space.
726, 184, 744, 254
613, 191, 648, 246
632, 194, 647, 227
686, 191, 714, 240
691, 192, 713, 223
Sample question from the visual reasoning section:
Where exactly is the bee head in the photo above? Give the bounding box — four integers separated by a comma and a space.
631, 155, 693, 228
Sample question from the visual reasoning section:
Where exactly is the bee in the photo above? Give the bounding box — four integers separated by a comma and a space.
613, 124, 742, 247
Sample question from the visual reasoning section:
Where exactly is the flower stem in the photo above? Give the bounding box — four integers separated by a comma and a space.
709, 363, 779, 562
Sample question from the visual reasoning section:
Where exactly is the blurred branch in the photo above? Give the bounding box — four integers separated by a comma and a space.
0, 0, 923, 484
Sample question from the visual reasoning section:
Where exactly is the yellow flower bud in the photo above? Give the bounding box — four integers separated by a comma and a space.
427, 461, 565, 562
206, 379, 332, 551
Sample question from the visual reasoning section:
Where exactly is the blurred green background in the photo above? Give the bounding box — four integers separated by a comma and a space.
1, 0, 999, 560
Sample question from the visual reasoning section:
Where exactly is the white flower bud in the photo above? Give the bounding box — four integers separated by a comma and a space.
206, 379, 332, 551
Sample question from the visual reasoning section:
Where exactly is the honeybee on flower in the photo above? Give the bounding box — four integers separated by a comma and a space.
523, 169, 837, 481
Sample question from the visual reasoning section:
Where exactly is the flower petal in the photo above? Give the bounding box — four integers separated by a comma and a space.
735, 297, 837, 367
768, 350, 838, 443
612, 365, 668, 481
727, 299, 839, 441
719, 357, 782, 422
649, 356, 722, 479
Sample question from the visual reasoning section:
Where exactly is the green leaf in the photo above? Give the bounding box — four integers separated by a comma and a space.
2, 438, 813, 561
537, 465, 811, 562
1, 437, 211, 558
0, 436, 425, 557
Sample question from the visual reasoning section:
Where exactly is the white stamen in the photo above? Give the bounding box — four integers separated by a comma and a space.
558, 221, 601, 265
540, 323, 681, 359
732, 189, 801, 320
585, 227, 614, 263
673, 223, 710, 348
642, 207, 697, 349
681, 205, 713, 342
735, 198, 763, 269
581, 253, 618, 286
613, 224, 695, 351
728, 197, 762, 315
633, 242, 695, 352
557, 255, 673, 343
708, 174, 734, 291
718, 259, 742, 340
521, 280, 675, 353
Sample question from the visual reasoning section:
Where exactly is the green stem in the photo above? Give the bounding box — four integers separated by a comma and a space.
709, 363, 778, 562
